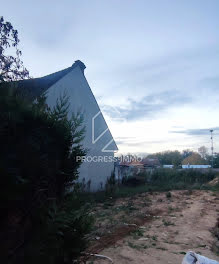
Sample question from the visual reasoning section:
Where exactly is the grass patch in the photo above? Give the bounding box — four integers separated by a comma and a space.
162, 219, 175, 226
152, 235, 157, 241
127, 242, 142, 250
131, 228, 144, 239
76, 171, 218, 206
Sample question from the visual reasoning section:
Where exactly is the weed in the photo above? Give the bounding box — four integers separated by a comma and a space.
98, 211, 109, 218
131, 228, 144, 238
162, 219, 175, 226
185, 189, 193, 195
152, 235, 157, 241
127, 242, 141, 250
157, 247, 167, 251
166, 192, 172, 198
168, 206, 174, 213
197, 244, 207, 248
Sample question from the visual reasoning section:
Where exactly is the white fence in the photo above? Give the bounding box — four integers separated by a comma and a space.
182, 165, 211, 169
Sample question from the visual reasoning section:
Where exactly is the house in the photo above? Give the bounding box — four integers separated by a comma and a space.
9, 60, 118, 191
115, 157, 161, 180
116, 160, 133, 180
141, 158, 161, 169
129, 160, 144, 175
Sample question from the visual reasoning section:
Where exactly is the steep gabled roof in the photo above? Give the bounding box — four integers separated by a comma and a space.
1, 60, 118, 152
3, 60, 86, 100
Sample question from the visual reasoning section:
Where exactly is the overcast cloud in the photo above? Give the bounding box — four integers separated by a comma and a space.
2, 0, 219, 153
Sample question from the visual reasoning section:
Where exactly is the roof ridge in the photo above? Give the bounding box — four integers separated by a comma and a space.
4, 60, 86, 100
33, 59, 86, 81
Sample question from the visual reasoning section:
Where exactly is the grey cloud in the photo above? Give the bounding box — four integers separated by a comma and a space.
110, 46, 219, 92
170, 127, 219, 136
116, 138, 168, 147
116, 136, 136, 140
103, 90, 191, 121
126, 140, 165, 147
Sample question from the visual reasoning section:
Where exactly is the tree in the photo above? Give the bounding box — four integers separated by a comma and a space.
150, 150, 182, 166
198, 146, 208, 159
0, 88, 92, 263
182, 153, 207, 165
213, 153, 219, 168
0, 16, 29, 82
182, 149, 194, 159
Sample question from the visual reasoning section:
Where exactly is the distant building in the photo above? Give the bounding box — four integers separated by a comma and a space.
141, 158, 161, 169
116, 161, 133, 180
115, 157, 161, 179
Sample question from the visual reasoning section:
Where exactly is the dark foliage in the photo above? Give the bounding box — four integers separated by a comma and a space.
0, 85, 92, 263
166, 191, 172, 198
105, 171, 117, 194
138, 168, 216, 190
212, 218, 219, 255
213, 153, 219, 168
147, 150, 182, 166
0, 16, 29, 82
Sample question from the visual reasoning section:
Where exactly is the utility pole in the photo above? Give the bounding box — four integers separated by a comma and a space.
210, 129, 214, 168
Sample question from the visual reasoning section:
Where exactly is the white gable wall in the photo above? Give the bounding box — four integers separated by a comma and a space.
45, 66, 117, 191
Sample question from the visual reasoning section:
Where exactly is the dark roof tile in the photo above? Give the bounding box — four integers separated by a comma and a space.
1, 60, 85, 100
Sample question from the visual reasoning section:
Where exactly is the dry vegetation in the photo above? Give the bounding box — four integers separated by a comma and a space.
82, 189, 219, 264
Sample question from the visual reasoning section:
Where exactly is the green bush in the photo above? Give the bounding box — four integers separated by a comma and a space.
140, 168, 216, 190
21, 192, 94, 264
0, 85, 91, 263
105, 171, 117, 195
105, 168, 217, 199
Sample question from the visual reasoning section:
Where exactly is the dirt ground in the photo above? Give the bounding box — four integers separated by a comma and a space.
84, 190, 219, 264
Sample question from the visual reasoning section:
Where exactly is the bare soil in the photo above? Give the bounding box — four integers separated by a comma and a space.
84, 190, 219, 264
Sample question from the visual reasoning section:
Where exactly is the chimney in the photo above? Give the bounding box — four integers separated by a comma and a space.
73, 60, 86, 73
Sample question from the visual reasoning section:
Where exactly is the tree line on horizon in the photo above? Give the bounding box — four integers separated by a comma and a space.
119, 146, 219, 167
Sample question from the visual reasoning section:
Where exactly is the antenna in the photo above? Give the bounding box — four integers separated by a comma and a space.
210, 129, 214, 168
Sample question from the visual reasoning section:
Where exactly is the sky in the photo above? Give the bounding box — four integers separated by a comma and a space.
2, 0, 219, 154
